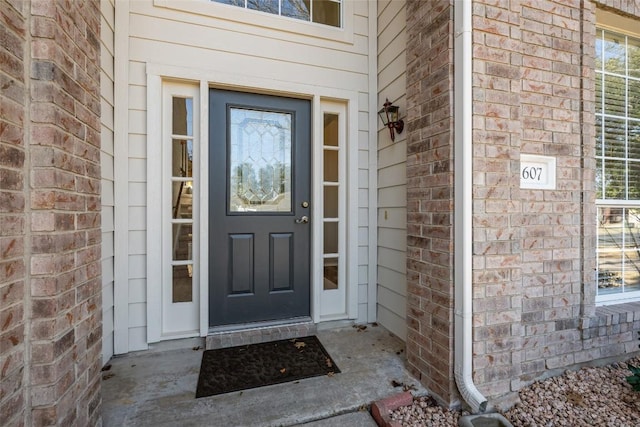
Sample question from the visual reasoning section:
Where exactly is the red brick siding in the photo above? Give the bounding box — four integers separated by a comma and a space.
28, 0, 102, 425
406, 0, 640, 407
471, 0, 524, 399
0, 1, 27, 425
0, 0, 102, 425
469, 0, 640, 402
405, 0, 458, 405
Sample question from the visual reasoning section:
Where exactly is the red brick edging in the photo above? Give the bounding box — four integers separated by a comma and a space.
370, 391, 413, 427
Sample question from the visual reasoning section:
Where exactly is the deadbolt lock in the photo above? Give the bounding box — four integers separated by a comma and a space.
301, 201, 309, 208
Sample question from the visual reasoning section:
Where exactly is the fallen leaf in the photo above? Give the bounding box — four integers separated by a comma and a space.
371, 322, 379, 327
403, 384, 417, 392
327, 372, 335, 377
102, 373, 115, 381
101, 364, 112, 372
566, 391, 584, 406
326, 358, 333, 368
392, 379, 403, 388
294, 342, 306, 349
280, 368, 287, 374
192, 346, 201, 351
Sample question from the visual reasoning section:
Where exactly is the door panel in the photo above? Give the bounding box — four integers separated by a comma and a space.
209, 90, 311, 326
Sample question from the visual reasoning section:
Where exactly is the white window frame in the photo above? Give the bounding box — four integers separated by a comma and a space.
148, 81, 203, 341
317, 101, 350, 319
595, 10, 640, 305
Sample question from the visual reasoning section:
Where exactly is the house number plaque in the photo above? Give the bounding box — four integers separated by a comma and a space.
520, 154, 556, 190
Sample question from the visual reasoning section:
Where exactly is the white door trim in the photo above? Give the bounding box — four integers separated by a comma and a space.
146, 63, 360, 342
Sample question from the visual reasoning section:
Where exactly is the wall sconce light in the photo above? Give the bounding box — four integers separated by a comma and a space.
378, 98, 404, 142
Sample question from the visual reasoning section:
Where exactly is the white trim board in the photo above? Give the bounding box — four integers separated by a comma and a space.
113, 0, 131, 354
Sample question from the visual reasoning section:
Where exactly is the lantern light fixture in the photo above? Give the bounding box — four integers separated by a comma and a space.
378, 98, 404, 142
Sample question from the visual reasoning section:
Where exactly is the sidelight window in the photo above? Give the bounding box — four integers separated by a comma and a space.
319, 104, 347, 319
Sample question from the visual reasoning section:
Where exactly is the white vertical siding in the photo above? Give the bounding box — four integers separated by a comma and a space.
377, 0, 407, 340
117, 0, 374, 345
100, 0, 115, 364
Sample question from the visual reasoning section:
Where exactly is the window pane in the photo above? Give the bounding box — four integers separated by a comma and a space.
323, 259, 338, 290
214, 0, 245, 5
595, 75, 602, 114
324, 186, 338, 218
603, 32, 626, 74
172, 223, 193, 260
324, 114, 339, 146
596, 116, 603, 156
247, 0, 278, 14
603, 117, 626, 158
603, 158, 626, 199
595, 32, 603, 71
598, 207, 623, 248
604, 74, 626, 116
173, 264, 193, 302
629, 161, 640, 200
629, 79, 640, 119
172, 97, 193, 136
598, 250, 623, 294
324, 149, 338, 182
282, 0, 310, 21
172, 181, 193, 219
596, 158, 603, 199
630, 120, 640, 160
313, 0, 340, 27
229, 108, 292, 212
625, 249, 640, 292
629, 36, 640, 79
172, 139, 193, 178
323, 221, 338, 254
623, 208, 640, 249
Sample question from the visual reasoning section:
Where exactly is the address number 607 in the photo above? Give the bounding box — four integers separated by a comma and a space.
522, 166, 543, 181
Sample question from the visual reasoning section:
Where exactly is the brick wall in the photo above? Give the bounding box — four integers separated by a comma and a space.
0, 0, 102, 425
406, 0, 640, 408
470, 0, 640, 405
405, 0, 457, 404
1, 0, 28, 425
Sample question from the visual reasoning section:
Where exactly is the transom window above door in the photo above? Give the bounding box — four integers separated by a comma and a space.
212, 0, 342, 27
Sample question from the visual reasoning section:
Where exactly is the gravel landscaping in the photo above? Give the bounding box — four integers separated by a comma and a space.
389, 356, 640, 426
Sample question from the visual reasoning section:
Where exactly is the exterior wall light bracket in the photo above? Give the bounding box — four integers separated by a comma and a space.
378, 98, 404, 142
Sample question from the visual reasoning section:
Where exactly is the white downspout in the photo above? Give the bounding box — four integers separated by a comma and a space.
453, 0, 488, 413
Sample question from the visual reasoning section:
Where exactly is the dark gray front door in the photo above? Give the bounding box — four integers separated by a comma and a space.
209, 89, 311, 327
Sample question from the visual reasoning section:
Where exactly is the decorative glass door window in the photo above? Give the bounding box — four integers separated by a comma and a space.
595, 27, 640, 302
171, 97, 195, 303
212, 0, 342, 27
228, 108, 292, 213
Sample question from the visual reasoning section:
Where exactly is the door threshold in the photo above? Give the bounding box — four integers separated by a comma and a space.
206, 317, 315, 350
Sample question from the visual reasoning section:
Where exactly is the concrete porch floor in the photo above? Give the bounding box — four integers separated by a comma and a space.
101, 324, 427, 426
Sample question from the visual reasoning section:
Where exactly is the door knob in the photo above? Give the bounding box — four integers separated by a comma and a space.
295, 215, 309, 224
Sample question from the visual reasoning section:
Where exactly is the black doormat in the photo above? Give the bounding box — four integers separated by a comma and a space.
195, 336, 340, 398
